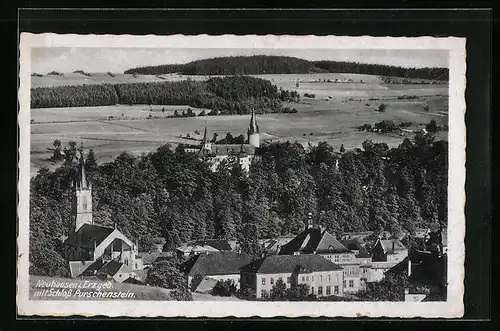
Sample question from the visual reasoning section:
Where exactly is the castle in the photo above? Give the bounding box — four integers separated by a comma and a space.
63, 151, 145, 282
185, 109, 261, 172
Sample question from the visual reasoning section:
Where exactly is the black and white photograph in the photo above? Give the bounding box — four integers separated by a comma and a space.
17, 33, 466, 317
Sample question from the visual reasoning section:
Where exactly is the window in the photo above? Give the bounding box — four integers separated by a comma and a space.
320, 275, 323, 282
262, 278, 266, 285
349, 280, 354, 288
278, 277, 282, 282
261, 290, 265, 298
328, 275, 331, 282
326, 286, 331, 295
83, 196, 87, 210
334, 255, 340, 263
343, 280, 346, 288
318, 286, 323, 295
311, 276, 314, 281
270, 277, 274, 285
286, 277, 291, 283
311, 287, 315, 295
135, 263, 138, 269
334, 285, 339, 294
306, 276, 309, 281
302, 277, 305, 282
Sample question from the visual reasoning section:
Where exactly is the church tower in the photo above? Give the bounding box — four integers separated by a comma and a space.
200, 121, 212, 154
72, 151, 93, 233
247, 108, 260, 148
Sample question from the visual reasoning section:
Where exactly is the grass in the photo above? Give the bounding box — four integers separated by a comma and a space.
29, 275, 173, 301
30, 74, 449, 177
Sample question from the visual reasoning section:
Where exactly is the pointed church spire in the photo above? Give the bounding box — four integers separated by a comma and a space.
203, 120, 208, 145
248, 108, 259, 134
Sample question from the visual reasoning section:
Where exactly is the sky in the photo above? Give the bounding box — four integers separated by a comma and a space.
31, 48, 449, 74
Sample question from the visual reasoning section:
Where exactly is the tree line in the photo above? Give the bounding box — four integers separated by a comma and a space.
31, 76, 299, 115
30, 133, 447, 277
124, 55, 449, 81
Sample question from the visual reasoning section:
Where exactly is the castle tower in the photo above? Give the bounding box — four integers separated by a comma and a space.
247, 108, 260, 148
73, 151, 93, 233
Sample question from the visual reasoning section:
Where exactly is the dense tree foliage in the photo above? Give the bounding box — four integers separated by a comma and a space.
125, 55, 449, 81
145, 259, 192, 301
31, 76, 299, 115
30, 135, 447, 277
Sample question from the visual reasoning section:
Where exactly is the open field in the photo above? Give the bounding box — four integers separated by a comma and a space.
30, 73, 448, 177
32, 72, 447, 89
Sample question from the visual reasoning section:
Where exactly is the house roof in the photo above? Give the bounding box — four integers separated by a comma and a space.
64, 224, 114, 249
137, 251, 175, 264
241, 254, 343, 274
341, 239, 363, 251
68, 260, 95, 278
378, 239, 407, 254
97, 260, 127, 277
78, 259, 106, 277
181, 251, 253, 277
192, 239, 232, 251
176, 244, 220, 254
356, 247, 372, 259
279, 228, 352, 255
122, 277, 145, 285
195, 277, 219, 293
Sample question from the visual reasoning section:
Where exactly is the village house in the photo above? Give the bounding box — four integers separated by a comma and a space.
278, 215, 361, 294
240, 254, 344, 299
371, 238, 408, 263
63, 152, 145, 280
185, 109, 261, 173
180, 251, 253, 291
425, 227, 448, 254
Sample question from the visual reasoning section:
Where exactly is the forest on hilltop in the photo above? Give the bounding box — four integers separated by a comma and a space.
124, 55, 449, 81
30, 75, 299, 114
30, 134, 447, 277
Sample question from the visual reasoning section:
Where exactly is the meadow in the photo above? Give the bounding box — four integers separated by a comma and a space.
30, 73, 448, 177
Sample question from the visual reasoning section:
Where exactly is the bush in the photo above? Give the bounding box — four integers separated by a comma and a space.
211, 279, 238, 297
29, 247, 69, 277
376, 104, 386, 112
304, 93, 316, 98
145, 260, 192, 300
425, 120, 438, 133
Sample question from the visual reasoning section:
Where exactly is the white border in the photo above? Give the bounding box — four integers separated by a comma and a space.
18, 33, 466, 318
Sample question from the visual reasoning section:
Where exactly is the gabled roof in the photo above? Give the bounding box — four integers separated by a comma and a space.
377, 239, 407, 254
64, 224, 114, 249
97, 260, 125, 277
279, 228, 351, 255
137, 251, 175, 264
192, 239, 232, 251
176, 244, 220, 254
68, 260, 95, 278
78, 259, 106, 277
341, 238, 363, 251
181, 251, 252, 277
195, 277, 219, 293
241, 254, 343, 275
356, 247, 372, 259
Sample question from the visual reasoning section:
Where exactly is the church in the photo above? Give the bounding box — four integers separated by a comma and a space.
63, 153, 145, 282
185, 108, 261, 172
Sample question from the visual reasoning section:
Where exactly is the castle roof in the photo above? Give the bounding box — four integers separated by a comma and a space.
241, 254, 343, 275
279, 228, 352, 255
208, 144, 256, 156
377, 239, 407, 254
64, 224, 114, 249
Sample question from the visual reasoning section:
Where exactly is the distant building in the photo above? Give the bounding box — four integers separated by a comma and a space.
279, 215, 361, 294
240, 254, 344, 299
371, 238, 408, 263
63, 152, 144, 281
185, 109, 261, 172
180, 251, 253, 290
175, 244, 220, 259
